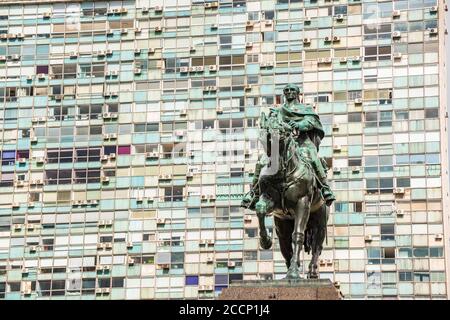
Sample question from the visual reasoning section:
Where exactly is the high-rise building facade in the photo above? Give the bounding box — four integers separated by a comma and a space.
0, 0, 448, 300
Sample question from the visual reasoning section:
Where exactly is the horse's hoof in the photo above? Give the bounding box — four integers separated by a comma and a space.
286, 268, 301, 279
307, 272, 319, 279
260, 236, 272, 250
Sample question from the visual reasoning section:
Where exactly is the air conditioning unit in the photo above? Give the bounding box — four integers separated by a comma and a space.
35, 157, 45, 164
304, 17, 312, 23
351, 166, 361, 173
109, 153, 116, 159
216, 107, 223, 114
429, 28, 438, 35
134, 27, 142, 33
146, 152, 159, 159
245, 84, 252, 91
199, 285, 213, 291
179, 66, 189, 73
244, 215, 252, 222
15, 180, 25, 187
303, 38, 311, 44
211, 24, 218, 30
108, 70, 118, 77
17, 158, 27, 164
134, 48, 141, 55
157, 218, 166, 224
29, 246, 37, 253
27, 202, 35, 208
0, 55, 6, 61
148, 48, 156, 54
98, 220, 112, 227
246, 21, 254, 27
395, 209, 404, 217
127, 257, 135, 265
333, 145, 342, 151
205, 86, 217, 92
335, 14, 344, 21
11, 54, 20, 60
318, 57, 332, 64
332, 167, 341, 173
246, 42, 253, 48
206, 239, 215, 244
354, 98, 363, 104
393, 52, 402, 59
159, 174, 172, 180
333, 36, 341, 42
126, 241, 133, 248
430, 6, 438, 13
175, 130, 185, 137
120, 28, 128, 34
22, 289, 32, 295
206, 257, 214, 263
435, 234, 443, 240
100, 155, 109, 161
43, 12, 52, 18
21, 268, 29, 274
96, 50, 106, 57
16, 33, 25, 39
227, 261, 236, 268
364, 235, 373, 242
324, 36, 332, 42
33, 179, 43, 185
195, 66, 204, 72
13, 224, 22, 230
392, 10, 401, 17
339, 57, 348, 63
103, 133, 117, 140
154, 26, 162, 32
392, 31, 401, 38
100, 176, 110, 183
208, 65, 217, 71
102, 112, 118, 119
142, 7, 149, 13
154, 6, 163, 12
134, 68, 142, 74
393, 187, 405, 194
351, 56, 361, 62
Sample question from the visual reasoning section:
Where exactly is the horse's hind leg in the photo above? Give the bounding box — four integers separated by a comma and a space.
274, 216, 294, 269
308, 205, 328, 279
286, 195, 311, 279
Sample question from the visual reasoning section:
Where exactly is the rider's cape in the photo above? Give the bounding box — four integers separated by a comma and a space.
269, 104, 325, 140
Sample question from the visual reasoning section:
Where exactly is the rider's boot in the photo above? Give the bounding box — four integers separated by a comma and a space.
313, 158, 336, 206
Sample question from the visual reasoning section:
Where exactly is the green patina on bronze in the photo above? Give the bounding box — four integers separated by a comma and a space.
241, 84, 335, 279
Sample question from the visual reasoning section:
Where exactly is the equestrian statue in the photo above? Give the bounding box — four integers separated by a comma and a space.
241, 84, 336, 279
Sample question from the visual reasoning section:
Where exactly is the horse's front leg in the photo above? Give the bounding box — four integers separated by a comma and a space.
255, 194, 273, 250
286, 195, 311, 279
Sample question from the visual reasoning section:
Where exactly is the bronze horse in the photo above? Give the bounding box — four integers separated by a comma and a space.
254, 115, 329, 279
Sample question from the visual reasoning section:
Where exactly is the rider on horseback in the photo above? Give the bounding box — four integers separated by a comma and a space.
242, 83, 336, 209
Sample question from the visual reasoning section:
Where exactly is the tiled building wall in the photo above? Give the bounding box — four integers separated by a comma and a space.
0, 0, 448, 299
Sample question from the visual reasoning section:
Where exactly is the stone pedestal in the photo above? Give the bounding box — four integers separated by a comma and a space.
218, 279, 343, 300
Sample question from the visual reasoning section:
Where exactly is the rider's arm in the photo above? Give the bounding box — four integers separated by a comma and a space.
294, 115, 315, 132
